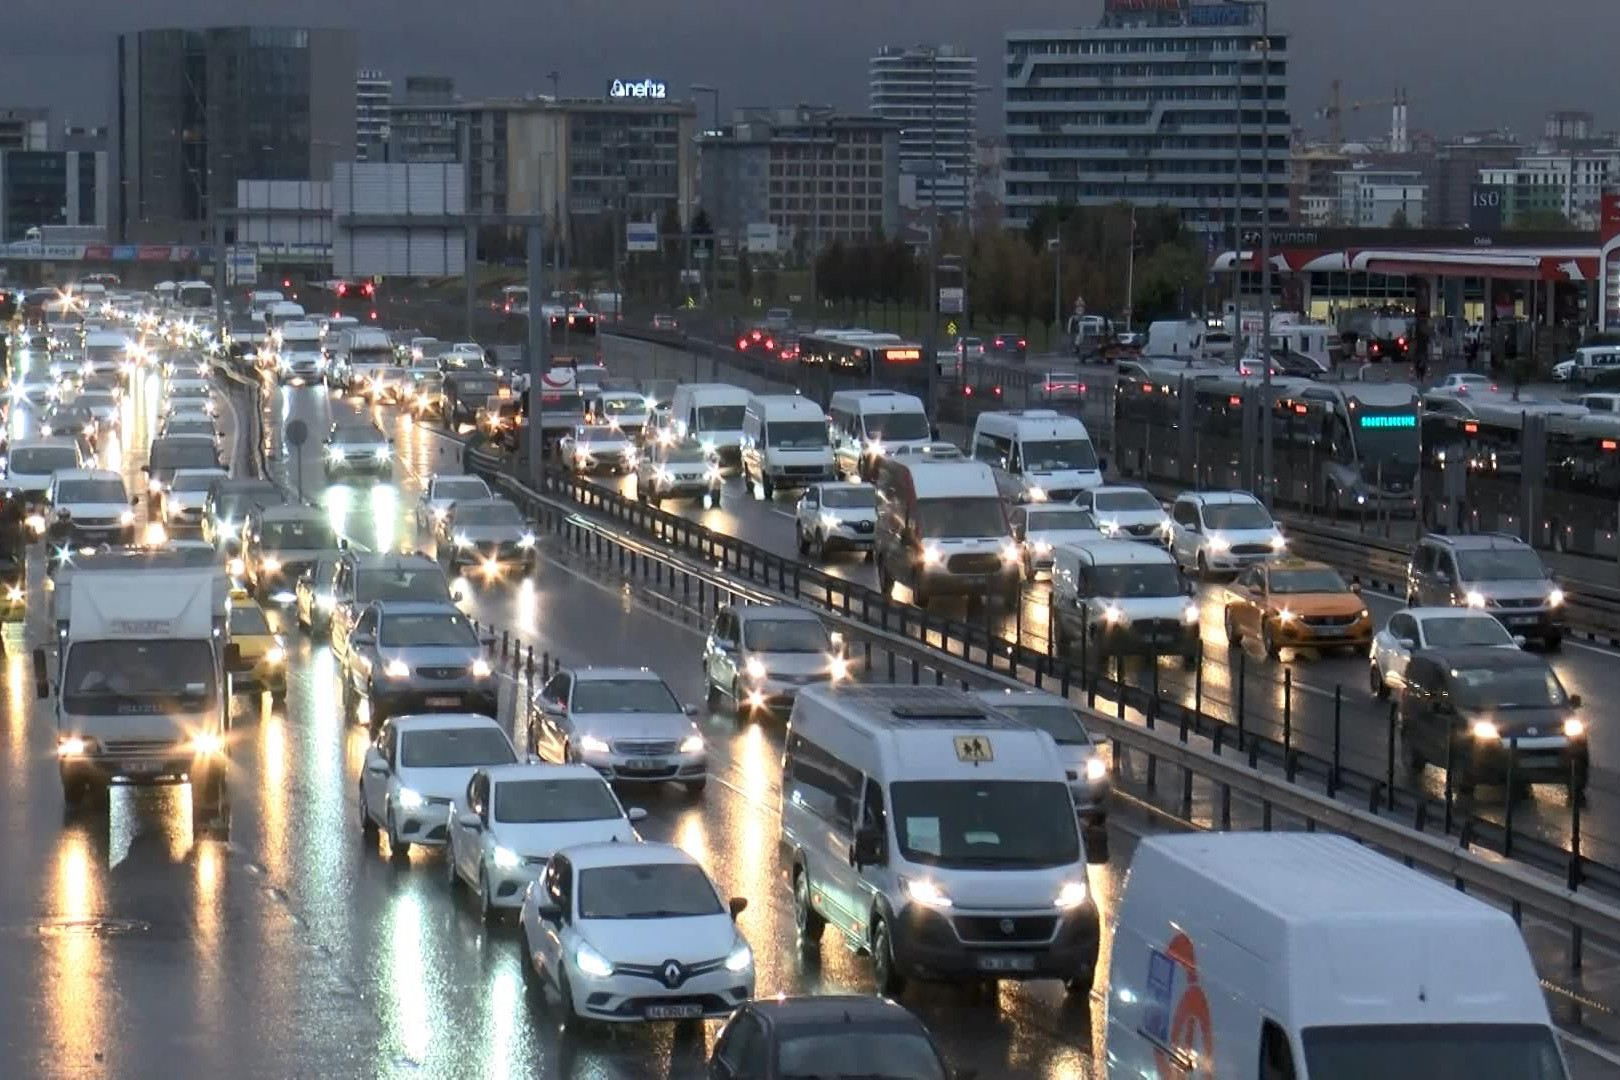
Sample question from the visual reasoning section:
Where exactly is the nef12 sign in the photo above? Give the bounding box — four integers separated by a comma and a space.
609, 79, 667, 100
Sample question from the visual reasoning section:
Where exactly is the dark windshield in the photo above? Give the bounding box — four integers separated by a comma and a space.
349, 347, 393, 364
1452, 666, 1567, 709
767, 420, 830, 449
150, 441, 218, 471
1302, 1023, 1566, 1080
333, 427, 384, 444
570, 678, 680, 715
916, 498, 1006, 540
229, 605, 271, 635
172, 473, 224, 493
217, 487, 284, 518
778, 1033, 945, 1080
1088, 563, 1184, 598
1269, 567, 1348, 593
696, 404, 745, 431
577, 864, 722, 919
1022, 438, 1098, 471
454, 504, 524, 527
379, 612, 477, 648
57, 479, 127, 503
1202, 502, 1273, 530
11, 447, 79, 473
433, 479, 489, 502
164, 421, 214, 439
1422, 615, 1514, 648
494, 778, 622, 824
1456, 549, 1546, 580
1026, 509, 1097, 532
415, 341, 449, 358
599, 396, 645, 416
262, 520, 337, 549
663, 445, 712, 464
357, 569, 450, 604
821, 486, 876, 509
399, 727, 515, 768
1094, 489, 1160, 512
863, 411, 930, 442
178, 285, 213, 308
891, 780, 1081, 869
994, 703, 1093, 747
62, 640, 217, 714
743, 619, 829, 653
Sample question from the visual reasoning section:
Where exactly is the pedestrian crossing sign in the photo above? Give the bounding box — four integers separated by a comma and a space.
954, 735, 994, 764
946, 320, 958, 337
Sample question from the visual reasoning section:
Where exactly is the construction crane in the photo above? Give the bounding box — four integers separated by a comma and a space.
1316, 83, 1410, 150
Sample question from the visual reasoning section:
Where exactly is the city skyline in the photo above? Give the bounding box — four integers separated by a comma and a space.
0, 0, 1614, 143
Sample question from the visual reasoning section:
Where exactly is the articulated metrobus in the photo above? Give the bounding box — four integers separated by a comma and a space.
797, 329, 924, 376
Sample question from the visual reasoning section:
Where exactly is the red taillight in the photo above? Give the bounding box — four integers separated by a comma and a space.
337, 283, 348, 296
963, 386, 974, 397
1397, 336, 1407, 348
1018, 339, 1026, 349
993, 386, 1002, 397
765, 338, 775, 350
363, 283, 375, 297
736, 337, 748, 350
281, 279, 291, 289
368, 311, 378, 321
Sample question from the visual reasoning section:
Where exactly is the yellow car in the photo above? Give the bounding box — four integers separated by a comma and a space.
228, 590, 288, 697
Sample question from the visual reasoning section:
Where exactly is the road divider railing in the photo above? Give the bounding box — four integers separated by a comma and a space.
462, 444, 1620, 976
211, 356, 273, 482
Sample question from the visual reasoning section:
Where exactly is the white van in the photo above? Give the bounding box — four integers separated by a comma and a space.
670, 383, 750, 470
264, 301, 307, 335
1106, 832, 1570, 1080
828, 389, 932, 481
970, 409, 1103, 503
741, 394, 836, 497
873, 459, 1020, 606
1050, 539, 1200, 664
248, 290, 286, 321
780, 684, 1100, 998
1145, 318, 1205, 359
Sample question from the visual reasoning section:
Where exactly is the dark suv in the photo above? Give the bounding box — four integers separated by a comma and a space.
1405, 533, 1565, 649
1397, 647, 1587, 798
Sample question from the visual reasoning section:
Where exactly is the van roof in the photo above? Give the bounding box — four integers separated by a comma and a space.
1059, 538, 1174, 566
829, 389, 926, 414
895, 459, 998, 499
974, 410, 1091, 439
748, 394, 823, 417
805, 685, 1026, 732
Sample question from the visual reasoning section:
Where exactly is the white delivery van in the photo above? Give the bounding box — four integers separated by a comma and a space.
264, 300, 307, 335
1144, 319, 1205, 359
873, 459, 1020, 607
1050, 539, 1200, 665
970, 409, 1104, 503
83, 330, 131, 380
276, 320, 325, 382
828, 389, 932, 481
741, 394, 836, 497
781, 684, 1100, 998
37, 564, 238, 820
1106, 832, 1570, 1080
247, 290, 286, 321
670, 383, 751, 471
341, 327, 397, 394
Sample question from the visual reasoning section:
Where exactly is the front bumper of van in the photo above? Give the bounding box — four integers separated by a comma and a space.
893, 901, 1100, 984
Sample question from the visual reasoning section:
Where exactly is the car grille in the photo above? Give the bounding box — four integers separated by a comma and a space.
99, 738, 187, 758
1492, 597, 1543, 609
416, 665, 468, 680
71, 518, 118, 531
946, 553, 1003, 575
1043, 488, 1081, 502
952, 914, 1060, 944
615, 957, 726, 986
1128, 618, 1184, 636
782, 465, 825, 478
715, 446, 742, 467
1124, 523, 1160, 537
1231, 543, 1274, 556
1303, 613, 1359, 627
613, 739, 679, 756
852, 520, 875, 534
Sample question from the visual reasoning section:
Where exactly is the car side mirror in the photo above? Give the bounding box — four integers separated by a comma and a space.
141, 463, 150, 473
451, 588, 465, 603
1435, 571, 1451, 584
130, 495, 140, 507
351, 632, 375, 648
1512, 635, 1526, 647
852, 828, 886, 867
456, 811, 482, 830
627, 807, 648, 823
1097, 456, 1108, 474
728, 896, 748, 920
224, 642, 248, 673
1571, 693, 1584, 709
1350, 578, 1362, 594
1398, 637, 1417, 649
31, 646, 48, 700
364, 752, 389, 776
683, 703, 698, 716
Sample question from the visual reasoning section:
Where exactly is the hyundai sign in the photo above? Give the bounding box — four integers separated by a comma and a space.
609, 79, 667, 100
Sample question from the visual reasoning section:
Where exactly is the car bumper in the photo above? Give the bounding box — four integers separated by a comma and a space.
822, 526, 875, 552
1091, 622, 1200, 657
1273, 621, 1373, 649
393, 799, 454, 845
1201, 550, 1279, 571
737, 677, 825, 714
577, 749, 708, 785
325, 457, 392, 477
60, 746, 223, 785
918, 565, 1022, 596
569, 964, 754, 1023
487, 862, 546, 907
1067, 779, 1111, 823
891, 902, 1100, 984
1464, 739, 1587, 783
375, 686, 500, 718
1484, 609, 1564, 638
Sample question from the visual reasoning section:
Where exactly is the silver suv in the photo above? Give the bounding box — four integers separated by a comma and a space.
1405, 533, 1564, 649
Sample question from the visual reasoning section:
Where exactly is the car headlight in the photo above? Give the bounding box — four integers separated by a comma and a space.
1026, 485, 1049, 503
866, 439, 885, 458
431, 506, 448, 522
266, 644, 286, 665
1269, 534, 1287, 552
1548, 587, 1565, 608
374, 446, 391, 461
1102, 604, 1126, 626
574, 941, 615, 979
1275, 608, 1296, 625
217, 520, 237, 541
1032, 540, 1053, 555
148, 478, 163, 495
1000, 542, 1021, 566
5, 585, 24, 604
1470, 719, 1500, 741
819, 512, 840, 531
317, 592, 335, 611
1206, 534, 1230, 554
1564, 718, 1585, 738
454, 532, 472, 548
579, 734, 611, 754
700, 439, 716, 455
397, 787, 424, 810
724, 940, 753, 972
744, 656, 768, 681
1181, 603, 1200, 625
679, 732, 705, 754
1099, 519, 1120, 536
57, 735, 91, 757
40, 424, 52, 437
191, 731, 224, 756
518, 532, 535, 549
1084, 756, 1108, 782
1465, 590, 1487, 609
492, 846, 522, 870
25, 514, 45, 535
384, 659, 410, 679
471, 658, 492, 678
1053, 881, 1089, 910
228, 557, 245, 577
263, 556, 282, 574
327, 447, 345, 461
903, 877, 952, 909
828, 653, 850, 682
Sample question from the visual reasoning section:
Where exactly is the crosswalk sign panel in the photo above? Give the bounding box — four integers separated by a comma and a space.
954, 735, 994, 764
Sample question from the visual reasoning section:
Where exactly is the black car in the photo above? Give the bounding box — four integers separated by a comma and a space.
988, 331, 1027, 359
1397, 647, 1587, 798
708, 995, 949, 1080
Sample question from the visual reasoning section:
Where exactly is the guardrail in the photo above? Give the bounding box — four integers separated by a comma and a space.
462, 444, 1620, 974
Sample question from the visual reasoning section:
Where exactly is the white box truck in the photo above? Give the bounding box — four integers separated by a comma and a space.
35, 565, 243, 820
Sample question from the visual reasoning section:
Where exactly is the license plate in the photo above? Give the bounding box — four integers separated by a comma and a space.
625, 758, 667, 771
122, 761, 163, 775
425, 695, 461, 708
645, 1003, 703, 1020
976, 954, 1036, 973
1312, 626, 1348, 636
1508, 616, 1539, 626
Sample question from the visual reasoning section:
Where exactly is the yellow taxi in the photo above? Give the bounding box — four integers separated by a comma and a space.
1222, 558, 1372, 658
227, 588, 287, 697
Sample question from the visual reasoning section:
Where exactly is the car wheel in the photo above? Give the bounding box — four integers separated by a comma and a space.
704, 674, 721, 712
1223, 607, 1241, 648
877, 560, 894, 596
446, 845, 460, 890
1370, 663, 1388, 699
684, 776, 708, 797
554, 968, 586, 1032
386, 806, 410, 859
731, 679, 746, 718
297, 603, 310, 633
479, 868, 498, 924
761, 474, 774, 500
1545, 633, 1563, 653
1196, 552, 1210, 581
792, 865, 825, 947
1400, 729, 1426, 772
341, 679, 358, 726
871, 917, 907, 997
1063, 967, 1096, 995
358, 784, 378, 838
62, 774, 90, 809
795, 524, 809, 556
1261, 620, 1280, 660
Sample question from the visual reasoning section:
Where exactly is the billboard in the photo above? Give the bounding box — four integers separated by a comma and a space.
608, 79, 667, 101
1105, 0, 1182, 10
1186, 3, 1251, 25
745, 223, 779, 254
625, 221, 659, 252
1468, 185, 1503, 234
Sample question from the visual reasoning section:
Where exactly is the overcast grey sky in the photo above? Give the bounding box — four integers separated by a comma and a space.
2, 0, 1614, 142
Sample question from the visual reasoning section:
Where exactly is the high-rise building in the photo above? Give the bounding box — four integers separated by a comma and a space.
389, 76, 460, 164
697, 107, 901, 253
356, 69, 392, 162
1003, 2, 1290, 234
1423, 134, 1521, 227
1333, 165, 1426, 228
113, 27, 358, 243
1479, 152, 1620, 229
0, 108, 50, 152
0, 149, 109, 241
869, 45, 977, 216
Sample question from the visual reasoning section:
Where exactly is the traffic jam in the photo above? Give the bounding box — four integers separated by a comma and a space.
0, 279, 1588, 1078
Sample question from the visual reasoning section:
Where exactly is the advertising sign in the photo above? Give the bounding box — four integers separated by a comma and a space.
1105, 0, 1182, 11
938, 287, 965, 315
745, 223, 779, 254
1186, 3, 1251, 26
1468, 185, 1504, 234
608, 79, 667, 100
625, 221, 659, 252
227, 245, 259, 286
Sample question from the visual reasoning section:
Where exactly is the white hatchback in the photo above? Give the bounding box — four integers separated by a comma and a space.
1369, 606, 1521, 698
518, 842, 754, 1026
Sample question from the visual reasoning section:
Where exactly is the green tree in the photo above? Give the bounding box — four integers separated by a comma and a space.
1387, 208, 1411, 230
1510, 207, 1575, 231
736, 249, 754, 298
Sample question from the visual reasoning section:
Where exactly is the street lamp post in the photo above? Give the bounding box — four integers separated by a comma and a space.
1229, 0, 1273, 504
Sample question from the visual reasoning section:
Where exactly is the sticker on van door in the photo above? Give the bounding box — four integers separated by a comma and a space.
954, 735, 993, 763
1144, 931, 1214, 1078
